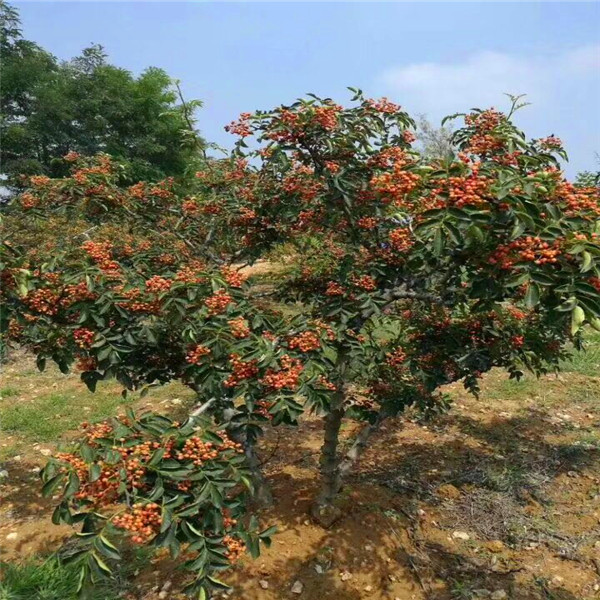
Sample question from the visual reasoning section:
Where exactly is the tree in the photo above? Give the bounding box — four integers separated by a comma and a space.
2, 91, 599, 595
0, 1, 204, 190
416, 114, 455, 159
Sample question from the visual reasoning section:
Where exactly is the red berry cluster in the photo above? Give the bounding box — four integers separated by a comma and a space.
388, 228, 413, 253
351, 274, 377, 291
113, 503, 162, 544
261, 354, 303, 390
489, 237, 561, 269
366, 97, 401, 114
73, 327, 95, 348
288, 331, 321, 352
228, 317, 250, 339
145, 276, 172, 293
325, 282, 345, 296
386, 347, 407, 368
186, 344, 211, 365
223, 534, 246, 562
224, 354, 259, 387
205, 289, 233, 315
221, 266, 247, 288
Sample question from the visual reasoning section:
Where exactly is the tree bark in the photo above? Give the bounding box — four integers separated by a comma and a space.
334, 410, 388, 493
244, 440, 273, 507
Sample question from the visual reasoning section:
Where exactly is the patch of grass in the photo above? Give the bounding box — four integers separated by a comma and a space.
0, 390, 135, 443
0, 387, 19, 398
0, 556, 122, 600
560, 330, 600, 376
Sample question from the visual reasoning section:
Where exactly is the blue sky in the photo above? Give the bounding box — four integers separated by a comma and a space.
16, 1, 600, 176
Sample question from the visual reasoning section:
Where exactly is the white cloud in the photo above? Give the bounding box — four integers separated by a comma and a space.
378, 44, 600, 118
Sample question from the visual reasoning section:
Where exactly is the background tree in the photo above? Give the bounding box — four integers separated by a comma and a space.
0, 1, 204, 191
416, 114, 455, 160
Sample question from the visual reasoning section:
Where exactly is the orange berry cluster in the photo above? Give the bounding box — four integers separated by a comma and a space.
177, 437, 219, 465
76, 356, 97, 372
145, 276, 172, 293
511, 335, 525, 348
224, 354, 259, 387
73, 327, 95, 348
261, 354, 303, 390
24, 288, 59, 315
81, 241, 120, 275
175, 266, 207, 284
446, 173, 489, 208
228, 317, 250, 339
61, 282, 96, 307
225, 112, 252, 137
82, 421, 113, 445
366, 97, 401, 114
288, 331, 321, 352
222, 510, 238, 529
351, 274, 377, 291
386, 347, 407, 368
255, 400, 274, 419
113, 503, 162, 544
317, 376, 337, 391
20, 192, 40, 209
313, 104, 342, 130
402, 130, 416, 144
555, 182, 600, 217
388, 228, 413, 253
223, 534, 246, 562
221, 266, 247, 288
324, 161, 340, 173
370, 164, 421, 206
205, 289, 233, 315
186, 344, 211, 365
539, 136, 562, 150
489, 237, 561, 269
325, 281, 345, 296
357, 216, 378, 230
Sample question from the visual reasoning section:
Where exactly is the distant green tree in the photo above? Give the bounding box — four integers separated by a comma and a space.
0, 1, 204, 190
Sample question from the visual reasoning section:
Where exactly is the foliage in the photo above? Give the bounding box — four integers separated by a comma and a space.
0, 1, 204, 191
0, 555, 125, 600
39, 410, 275, 598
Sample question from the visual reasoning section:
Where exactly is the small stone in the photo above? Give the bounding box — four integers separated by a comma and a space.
158, 592, 168, 600
0, 469, 8, 479
551, 575, 564, 585
314, 564, 323, 574
12, 455, 21, 461
453, 531, 470, 541
567, 471, 578, 478
340, 571, 353, 581
40, 448, 52, 457
364, 585, 373, 592
259, 580, 269, 589
491, 590, 507, 600
291, 580, 303, 594
6, 532, 17, 541
161, 580, 172, 591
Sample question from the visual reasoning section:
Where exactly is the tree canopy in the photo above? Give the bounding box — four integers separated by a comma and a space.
0, 1, 203, 190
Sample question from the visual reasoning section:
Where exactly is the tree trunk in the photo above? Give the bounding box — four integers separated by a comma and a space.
334, 411, 388, 493
244, 440, 273, 507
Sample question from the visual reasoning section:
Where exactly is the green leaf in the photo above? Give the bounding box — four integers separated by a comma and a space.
42, 474, 64, 498
571, 305, 586, 335
524, 283, 540, 308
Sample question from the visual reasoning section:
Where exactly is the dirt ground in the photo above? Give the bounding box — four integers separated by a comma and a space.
1, 354, 599, 600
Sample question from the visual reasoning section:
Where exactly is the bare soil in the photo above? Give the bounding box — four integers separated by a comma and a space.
1, 356, 599, 599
